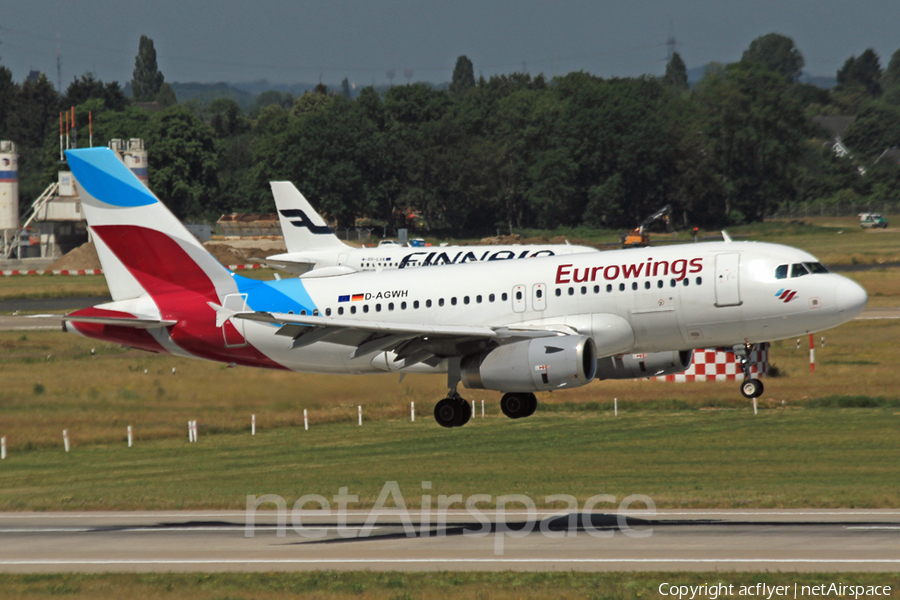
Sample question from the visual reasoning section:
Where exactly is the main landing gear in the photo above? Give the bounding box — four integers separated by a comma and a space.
500, 392, 537, 419
734, 343, 764, 399
434, 394, 471, 428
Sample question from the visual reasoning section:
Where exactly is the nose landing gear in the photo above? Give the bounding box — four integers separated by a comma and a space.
734, 343, 764, 399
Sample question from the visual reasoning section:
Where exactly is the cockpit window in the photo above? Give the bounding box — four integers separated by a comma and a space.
790, 263, 810, 278
775, 264, 788, 280
804, 262, 829, 274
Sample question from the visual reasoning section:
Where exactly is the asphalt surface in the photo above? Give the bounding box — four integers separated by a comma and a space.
0, 510, 896, 573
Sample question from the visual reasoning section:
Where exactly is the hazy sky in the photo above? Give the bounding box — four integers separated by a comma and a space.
4, 1, 900, 89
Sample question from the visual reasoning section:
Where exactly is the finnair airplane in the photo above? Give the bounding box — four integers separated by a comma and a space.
63, 148, 867, 428
264, 182, 599, 275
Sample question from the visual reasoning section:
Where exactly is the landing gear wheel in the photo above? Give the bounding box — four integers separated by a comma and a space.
523, 393, 537, 417
434, 397, 471, 428
500, 393, 532, 419
457, 398, 472, 427
740, 378, 764, 399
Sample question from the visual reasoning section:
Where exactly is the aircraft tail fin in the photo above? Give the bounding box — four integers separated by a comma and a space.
66, 148, 235, 303
270, 182, 348, 253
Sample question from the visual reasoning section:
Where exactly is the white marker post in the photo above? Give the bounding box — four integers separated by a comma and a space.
410, 402, 415, 422
753, 398, 758, 415
187, 421, 192, 442
809, 334, 815, 373
1, 436, 6, 460
193, 420, 198, 442
251, 414, 256, 436
63, 430, 70, 453
303, 409, 309, 431
481, 400, 484, 418
614, 398, 618, 417
127, 425, 132, 448
471, 400, 475, 415
358, 406, 362, 426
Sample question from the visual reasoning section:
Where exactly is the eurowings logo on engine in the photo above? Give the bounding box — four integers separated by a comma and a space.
775, 289, 798, 303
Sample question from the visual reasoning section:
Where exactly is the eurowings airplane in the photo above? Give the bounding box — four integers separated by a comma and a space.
63, 148, 868, 428
264, 181, 599, 275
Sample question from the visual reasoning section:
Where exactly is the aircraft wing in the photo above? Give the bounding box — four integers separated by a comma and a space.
234, 311, 565, 367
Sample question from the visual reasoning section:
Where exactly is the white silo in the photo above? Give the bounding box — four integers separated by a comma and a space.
123, 138, 149, 188
0, 141, 19, 250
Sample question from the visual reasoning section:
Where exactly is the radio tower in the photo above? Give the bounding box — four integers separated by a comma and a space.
56, 32, 62, 92
665, 21, 677, 63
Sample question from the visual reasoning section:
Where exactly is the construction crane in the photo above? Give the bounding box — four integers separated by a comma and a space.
621, 204, 673, 248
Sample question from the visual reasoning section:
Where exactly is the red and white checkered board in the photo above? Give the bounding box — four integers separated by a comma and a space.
657, 343, 769, 382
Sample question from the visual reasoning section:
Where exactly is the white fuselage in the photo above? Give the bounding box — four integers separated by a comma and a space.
238, 241, 867, 375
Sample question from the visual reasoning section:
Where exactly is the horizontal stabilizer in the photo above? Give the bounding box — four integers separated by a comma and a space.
62, 315, 176, 329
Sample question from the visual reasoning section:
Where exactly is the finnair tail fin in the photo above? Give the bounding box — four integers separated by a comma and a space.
66, 148, 234, 303
270, 182, 349, 253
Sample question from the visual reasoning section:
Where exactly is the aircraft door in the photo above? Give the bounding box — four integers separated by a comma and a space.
512, 285, 526, 313
222, 293, 249, 347
532, 283, 547, 311
337, 253, 349, 266
714, 253, 742, 307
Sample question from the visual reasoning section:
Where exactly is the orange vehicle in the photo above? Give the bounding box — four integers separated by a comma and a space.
622, 204, 672, 248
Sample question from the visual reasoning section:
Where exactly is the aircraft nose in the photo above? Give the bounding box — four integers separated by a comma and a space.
835, 279, 868, 318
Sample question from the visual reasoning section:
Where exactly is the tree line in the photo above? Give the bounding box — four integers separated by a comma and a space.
3, 33, 900, 235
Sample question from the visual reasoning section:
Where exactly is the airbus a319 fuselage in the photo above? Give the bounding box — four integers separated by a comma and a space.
62, 148, 868, 428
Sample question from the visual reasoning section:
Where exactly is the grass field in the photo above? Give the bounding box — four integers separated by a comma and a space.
1, 572, 898, 600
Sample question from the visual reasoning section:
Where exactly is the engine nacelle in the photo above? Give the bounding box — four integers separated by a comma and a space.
595, 350, 693, 380
461, 335, 597, 392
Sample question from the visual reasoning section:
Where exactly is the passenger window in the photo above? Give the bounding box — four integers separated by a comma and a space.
775, 264, 788, 279
401, 302, 406, 310
476, 295, 482, 303
670, 279, 676, 287
619, 283, 625, 291
439, 298, 445, 307
426, 300, 432, 308
376, 304, 381, 312
581, 286, 587, 295
555, 289, 562, 297
683, 278, 689, 286
413, 300, 419, 309
490, 294, 496, 302
631, 282, 638, 291
325, 308, 331, 316
351, 306, 356, 314
790, 263, 809, 278
696, 277, 702, 285
515, 291, 522, 300
388, 303, 394, 311
451, 297, 457, 306
536, 290, 543, 299
502, 293, 508, 301
568, 287, 574, 296
606, 284, 612, 292
300, 310, 307, 316
338, 307, 344, 315
364, 305, 370, 313
644, 281, 651, 290
463, 296, 470, 304
657, 280, 663, 288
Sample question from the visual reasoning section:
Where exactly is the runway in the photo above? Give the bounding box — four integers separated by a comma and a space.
0, 510, 897, 573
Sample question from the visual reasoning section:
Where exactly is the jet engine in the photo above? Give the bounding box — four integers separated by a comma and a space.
595, 350, 693, 380
460, 335, 597, 392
